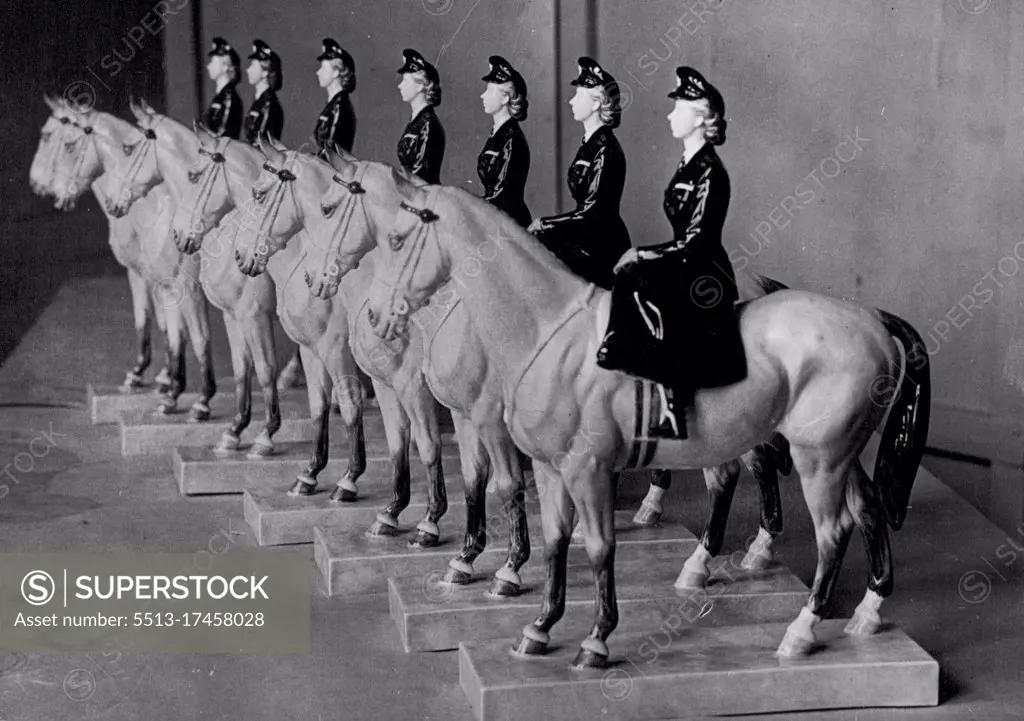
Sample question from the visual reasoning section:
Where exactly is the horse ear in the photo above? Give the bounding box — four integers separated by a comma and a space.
44, 94, 60, 112
139, 97, 157, 116
128, 97, 147, 123
193, 119, 214, 143
258, 131, 283, 165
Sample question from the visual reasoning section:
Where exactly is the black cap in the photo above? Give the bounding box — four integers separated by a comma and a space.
317, 38, 354, 70
249, 39, 280, 66
668, 66, 725, 117
208, 37, 240, 66
481, 55, 527, 98
397, 48, 440, 85
570, 56, 615, 89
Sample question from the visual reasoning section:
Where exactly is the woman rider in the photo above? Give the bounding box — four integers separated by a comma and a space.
477, 55, 531, 228
528, 56, 630, 291
597, 67, 745, 439
204, 37, 243, 139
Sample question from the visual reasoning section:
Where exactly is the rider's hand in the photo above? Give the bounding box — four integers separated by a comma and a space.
613, 247, 640, 275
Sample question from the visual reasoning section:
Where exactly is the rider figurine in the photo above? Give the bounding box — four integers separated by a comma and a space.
313, 38, 357, 154
477, 55, 532, 228
528, 57, 630, 290
597, 67, 745, 439
204, 37, 243, 140
396, 48, 445, 184
244, 39, 284, 145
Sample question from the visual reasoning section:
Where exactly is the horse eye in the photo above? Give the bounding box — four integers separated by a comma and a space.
388, 232, 405, 251
122, 143, 135, 157
187, 170, 202, 185
321, 203, 335, 219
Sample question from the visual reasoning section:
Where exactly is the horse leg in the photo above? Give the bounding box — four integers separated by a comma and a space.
181, 288, 216, 422
740, 442, 785, 570
152, 288, 171, 392
565, 459, 618, 669
326, 369, 366, 501
156, 302, 187, 415
124, 268, 153, 388
278, 345, 305, 391
844, 460, 893, 636
404, 386, 448, 548
777, 446, 856, 657
633, 468, 671, 526
243, 310, 281, 458
513, 461, 573, 658
213, 313, 252, 454
288, 347, 331, 496
479, 427, 531, 597
444, 413, 490, 584
676, 458, 742, 590
367, 381, 411, 533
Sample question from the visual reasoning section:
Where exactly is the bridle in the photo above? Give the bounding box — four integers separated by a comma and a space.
186, 136, 232, 234
60, 118, 98, 198
249, 154, 299, 261
379, 194, 441, 321
316, 161, 369, 281
118, 115, 166, 201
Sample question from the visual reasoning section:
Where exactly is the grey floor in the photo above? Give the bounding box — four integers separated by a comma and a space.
1, 221, 1023, 719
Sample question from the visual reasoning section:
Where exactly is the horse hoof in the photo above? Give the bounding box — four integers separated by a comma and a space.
213, 433, 240, 455
328, 485, 357, 503
123, 371, 145, 389
287, 476, 316, 497
844, 611, 882, 637
409, 530, 440, 548
369, 515, 399, 537
443, 567, 472, 585
246, 441, 274, 460
488, 578, 521, 598
674, 568, 709, 590
776, 630, 815, 658
511, 632, 548, 657
740, 550, 773, 572
632, 503, 662, 526
187, 403, 211, 423
570, 647, 610, 670
156, 398, 176, 415
154, 368, 172, 387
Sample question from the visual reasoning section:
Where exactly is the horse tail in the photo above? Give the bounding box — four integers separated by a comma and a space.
872, 309, 932, 531
749, 274, 793, 474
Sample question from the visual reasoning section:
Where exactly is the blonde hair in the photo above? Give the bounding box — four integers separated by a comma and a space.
595, 84, 621, 129
694, 98, 727, 145
329, 58, 356, 93
413, 72, 442, 107
501, 82, 528, 121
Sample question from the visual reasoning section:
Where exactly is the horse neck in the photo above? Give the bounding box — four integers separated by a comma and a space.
431, 189, 593, 382
87, 114, 136, 198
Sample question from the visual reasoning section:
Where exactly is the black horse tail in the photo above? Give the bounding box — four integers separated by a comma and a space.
873, 310, 932, 531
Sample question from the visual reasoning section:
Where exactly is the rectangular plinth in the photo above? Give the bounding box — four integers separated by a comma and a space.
88, 381, 225, 425
390, 555, 807, 652
317, 512, 697, 598
119, 396, 385, 456
460, 621, 939, 721
243, 452, 464, 546
175, 437, 459, 495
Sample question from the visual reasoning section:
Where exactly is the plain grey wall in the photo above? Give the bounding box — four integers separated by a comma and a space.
165, 0, 1024, 529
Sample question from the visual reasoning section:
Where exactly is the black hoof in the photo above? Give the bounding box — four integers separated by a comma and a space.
368, 520, 399, 537
328, 486, 358, 503
187, 406, 211, 423
488, 578, 521, 598
287, 478, 316, 497
443, 567, 472, 585
511, 634, 548, 657
408, 530, 440, 549
571, 647, 610, 670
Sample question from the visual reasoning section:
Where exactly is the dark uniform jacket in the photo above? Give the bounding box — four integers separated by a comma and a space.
601, 143, 744, 390
244, 89, 284, 146
397, 106, 445, 184
477, 118, 531, 228
204, 83, 243, 140
533, 125, 630, 290
313, 90, 356, 153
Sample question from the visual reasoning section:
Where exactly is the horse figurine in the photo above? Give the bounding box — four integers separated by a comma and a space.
228, 136, 454, 548
99, 101, 288, 457
366, 182, 930, 666
301, 145, 790, 593
49, 104, 212, 412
